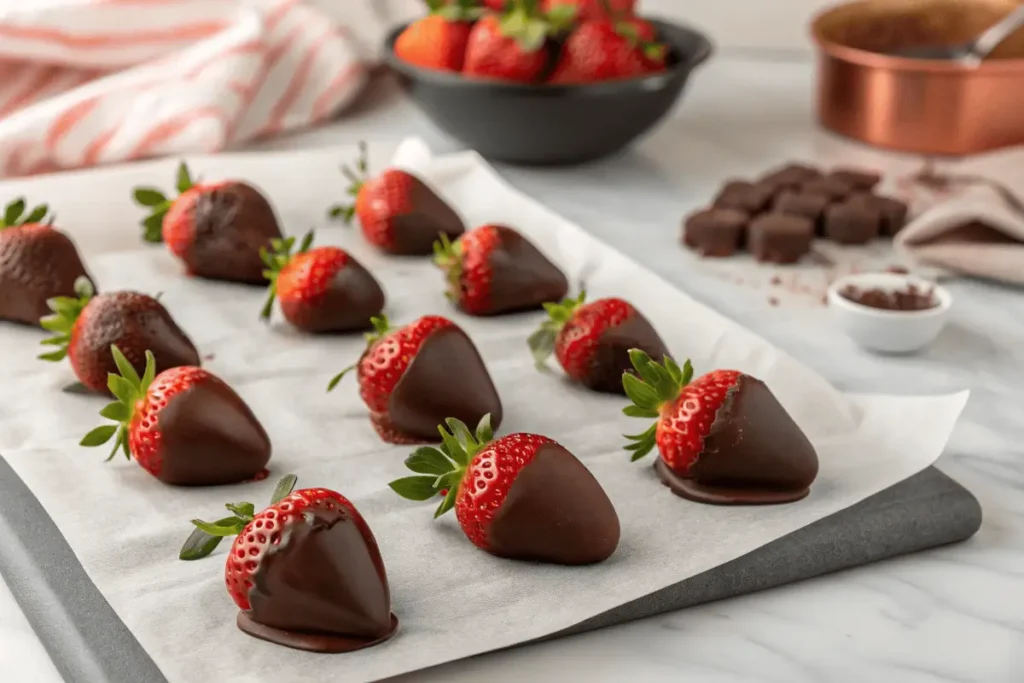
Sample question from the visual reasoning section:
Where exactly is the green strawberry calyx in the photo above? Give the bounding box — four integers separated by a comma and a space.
38, 276, 96, 362
526, 290, 587, 368
426, 0, 485, 22
325, 315, 393, 392
328, 141, 369, 225
179, 474, 298, 561
613, 19, 667, 63
500, 0, 576, 53
0, 197, 53, 230
389, 414, 494, 518
621, 349, 693, 462
132, 161, 197, 244
79, 346, 158, 462
258, 230, 316, 322
432, 232, 464, 301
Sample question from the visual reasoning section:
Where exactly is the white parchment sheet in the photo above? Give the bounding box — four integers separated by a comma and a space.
0, 139, 968, 683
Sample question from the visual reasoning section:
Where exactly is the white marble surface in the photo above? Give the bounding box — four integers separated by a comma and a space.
3, 55, 1023, 682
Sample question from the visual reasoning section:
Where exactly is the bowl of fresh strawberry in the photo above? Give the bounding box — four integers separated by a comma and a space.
385, 0, 713, 166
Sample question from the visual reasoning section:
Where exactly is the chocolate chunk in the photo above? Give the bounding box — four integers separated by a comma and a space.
758, 163, 822, 193
828, 167, 882, 191
801, 176, 853, 202
747, 214, 814, 264
773, 191, 830, 231
468, 225, 568, 316
181, 182, 284, 284
241, 504, 398, 653
0, 226, 93, 326
387, 176, 466, 255
584, 309, 669, 394
849, 194, 908, 236
655, 375, 818, 505
838, 283, 937, 311
712, 181, 774, 214
280, 256, 385, 333
487, 443, 620, 564
824, 201, 881, 244
156, 377, 271, 486
386, 325, 503, 442
682, 208, 748, 257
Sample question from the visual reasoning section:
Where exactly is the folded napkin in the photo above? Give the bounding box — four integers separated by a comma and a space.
0, 0, 394, 179
894, 150, 1024, 285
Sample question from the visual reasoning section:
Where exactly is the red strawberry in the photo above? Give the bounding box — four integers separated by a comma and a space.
394, 0, 481, 72
0, 198, 94, 327
528, 292, 668, 394
549, 17, 667, 84
622, 351, 819, 505
433, 224, 568, 316
390, 415, 620, 564
258, 230, 385, 333
328, 142, 465, 255
80, 347, 271, 486
38, 278, 200, 394
180, 475, 397, 652
133, 162, 283, 284
541, 0, 635, 22
463, 1, 576, 83
327, 315, 503, 443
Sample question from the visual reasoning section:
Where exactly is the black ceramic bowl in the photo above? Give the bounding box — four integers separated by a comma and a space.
383, 19, 713, 166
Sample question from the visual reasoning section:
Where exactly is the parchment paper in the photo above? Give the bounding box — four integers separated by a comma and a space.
0, 138, 969, 683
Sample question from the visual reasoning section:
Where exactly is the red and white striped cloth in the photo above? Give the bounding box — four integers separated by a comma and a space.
0, 0, 378, 179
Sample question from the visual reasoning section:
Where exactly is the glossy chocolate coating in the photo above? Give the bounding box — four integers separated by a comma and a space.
682, 208, 748, 257
0, 227, 93, 326
488, 443, 620, 564
242, 505, 397, 653
713, 181, 774, 214
824, 201, 881, 244
584, 310, 669, 394
280, 257, 385, 333
156, 378, 271, 486
468, 226, 568, 316
747, 214, 814, 264
181, 182, 283, 284
655, 375, 818, 505
386, 176, 465, 256
386, 326, 503, 442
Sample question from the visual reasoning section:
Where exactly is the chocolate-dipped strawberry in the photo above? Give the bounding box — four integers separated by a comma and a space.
327, 315, 502, 444
180, 475, 398, 653
390, 415, 619, 564
622, 350, 819, 505
433, 224, 569, 316
39, 277, 200, 394
133, 162, 282, 284
328, 142, 464, 255
528, 292, 668, 394
80, 347, 271, 486
259, 231, 385, 333
0, 198, 94, 326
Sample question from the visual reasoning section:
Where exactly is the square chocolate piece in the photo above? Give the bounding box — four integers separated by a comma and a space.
747, 214, 814, 264
828, 167, 882, 191
801, 176, 854, 202
758, 163, 822, 193
824, 200, 881, 244
871, 195, 909, 236
682, 208, 749, 257
713, 180, 774, 214
774, 190, 830, 228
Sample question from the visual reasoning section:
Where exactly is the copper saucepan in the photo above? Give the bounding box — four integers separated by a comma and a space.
811, 0, 1024, 156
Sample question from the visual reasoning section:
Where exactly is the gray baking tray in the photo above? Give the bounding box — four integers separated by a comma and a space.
0, 457, 981, 683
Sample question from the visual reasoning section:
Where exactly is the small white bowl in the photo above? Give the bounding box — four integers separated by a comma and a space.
827, 272, 952, 354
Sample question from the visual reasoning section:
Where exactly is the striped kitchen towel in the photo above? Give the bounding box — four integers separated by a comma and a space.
0, 0, 374, 178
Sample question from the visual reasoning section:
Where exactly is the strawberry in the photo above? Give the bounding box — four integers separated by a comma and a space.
132, 162, 283, 284
80, 347, 271, 486
528, 292, 668, 394
390, 415, 620, 564
180, 474, 397, 651
541, 0, 635, 22
258, 230, 385, 333
327, 314, 502, 444
38, 277, 200, 394
433, 224, 568, 316
0, 198, 94, 327
621, 351, 819, 504
394, 0, 481, 72
549, 17, 667, 84
328, 142, 465, 256
463, 1, 576, 83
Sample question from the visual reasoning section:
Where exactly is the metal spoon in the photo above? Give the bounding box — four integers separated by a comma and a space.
892, 5, 1024, 64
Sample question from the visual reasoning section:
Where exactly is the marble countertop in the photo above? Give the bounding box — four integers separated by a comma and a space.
3, 55, 1022, 683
